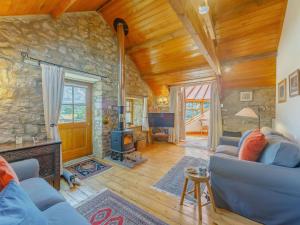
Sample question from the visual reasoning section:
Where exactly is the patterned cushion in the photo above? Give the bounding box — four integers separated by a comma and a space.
238, 129, 253, 149
239, 130, 268, 161
0, 156, 19, 191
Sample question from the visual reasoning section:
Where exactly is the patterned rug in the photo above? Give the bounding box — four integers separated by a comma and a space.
154, 156, 208, 202
65, 159, 111, 179
77, 189, 168, 225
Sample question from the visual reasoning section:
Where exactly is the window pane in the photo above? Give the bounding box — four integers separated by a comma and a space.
126, 112, 132, 124
74, 87, 86, 104
74, 105, 86, 122
59, 105, 73, 123
62, 86, 73, 104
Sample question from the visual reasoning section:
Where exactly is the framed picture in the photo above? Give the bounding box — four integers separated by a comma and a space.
289, 69, 300, 97
240, 91, 253, 102
278, 79, 287, 103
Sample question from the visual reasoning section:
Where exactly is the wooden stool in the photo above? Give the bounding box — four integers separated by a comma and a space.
180, 168, 216, 224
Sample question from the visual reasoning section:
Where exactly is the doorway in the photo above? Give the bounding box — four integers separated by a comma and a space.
183, 84, 211, 149
58, 81, 92, 162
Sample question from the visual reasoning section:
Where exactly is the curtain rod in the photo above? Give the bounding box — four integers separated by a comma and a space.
21, 52, 108, 80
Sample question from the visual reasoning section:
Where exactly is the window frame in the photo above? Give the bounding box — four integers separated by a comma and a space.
59, 81, 90, 124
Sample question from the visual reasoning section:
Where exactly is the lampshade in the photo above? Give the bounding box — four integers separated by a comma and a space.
235, 107, 258, 118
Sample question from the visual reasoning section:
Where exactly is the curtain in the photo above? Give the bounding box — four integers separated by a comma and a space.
41, 64, 64, 173
208, 81, 223, 150
168, 87, 186, 144
142, 97, 149, 131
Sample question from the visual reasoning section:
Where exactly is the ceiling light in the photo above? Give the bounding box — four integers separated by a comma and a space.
199, 5, 209, 15
224, 66, 232, 73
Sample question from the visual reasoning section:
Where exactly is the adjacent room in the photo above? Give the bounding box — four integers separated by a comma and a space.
0, 0, 299, 225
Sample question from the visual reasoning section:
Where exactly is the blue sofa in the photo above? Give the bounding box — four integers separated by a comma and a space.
209, 132, 300, 225
9, 159, 89, 225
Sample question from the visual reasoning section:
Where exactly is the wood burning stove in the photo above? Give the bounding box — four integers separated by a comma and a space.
110, 18, 135, 161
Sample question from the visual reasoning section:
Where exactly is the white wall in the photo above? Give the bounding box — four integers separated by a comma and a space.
276, 0, 300, 142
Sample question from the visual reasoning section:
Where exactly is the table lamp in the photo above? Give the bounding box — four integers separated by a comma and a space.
235, 107, 260, 128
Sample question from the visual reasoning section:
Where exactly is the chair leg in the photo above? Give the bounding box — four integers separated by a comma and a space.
180, 177, 188, 205
197, 183, 202, 224
206, 180, 216, 213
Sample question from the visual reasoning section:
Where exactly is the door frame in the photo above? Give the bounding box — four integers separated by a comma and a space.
59, 80, 93, 162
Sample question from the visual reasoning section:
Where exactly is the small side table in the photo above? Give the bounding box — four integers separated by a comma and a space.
180, 168, 216, 224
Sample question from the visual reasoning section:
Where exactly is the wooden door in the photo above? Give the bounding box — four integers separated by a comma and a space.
58, 81, 92, 162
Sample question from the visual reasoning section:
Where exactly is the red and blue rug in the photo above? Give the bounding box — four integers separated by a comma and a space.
77, 189, 168, 225
65, 159, 111, 179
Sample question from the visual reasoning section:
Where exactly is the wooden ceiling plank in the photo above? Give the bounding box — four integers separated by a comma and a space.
51, 0, 77, 18
221, 51, 277, 67
168, 0, 221, 75
126, 28, 187, 54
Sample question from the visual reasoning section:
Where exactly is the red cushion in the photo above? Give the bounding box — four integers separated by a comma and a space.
0, 156, 19, 191
239, 129, 268, 161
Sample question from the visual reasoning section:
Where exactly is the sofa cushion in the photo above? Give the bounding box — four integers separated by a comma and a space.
43, 202, 89, 225
238, 130, 253, 148
0, 156, 19, 191
20, 177, 65, 211
239, 130, 267, 161
259, 141, 300, 167
216, 145, 239, 157
0, 181, 47, 225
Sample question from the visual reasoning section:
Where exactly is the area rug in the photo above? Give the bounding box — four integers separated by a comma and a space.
153, 156, 208, 202
77, 189, 168, 225
65, 158, 111, 180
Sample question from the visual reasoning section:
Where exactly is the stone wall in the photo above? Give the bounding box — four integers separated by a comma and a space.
221, 87, 276, 133
0, 12, 153, 158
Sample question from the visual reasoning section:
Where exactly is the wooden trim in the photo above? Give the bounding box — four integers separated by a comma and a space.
51, 0, 77, 19
168, 0, 221, 75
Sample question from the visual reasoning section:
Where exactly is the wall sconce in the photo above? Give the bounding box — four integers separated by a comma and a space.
157, 96, 169, 106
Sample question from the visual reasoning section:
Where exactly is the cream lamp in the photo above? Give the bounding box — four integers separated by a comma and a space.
235, 107, 261, 128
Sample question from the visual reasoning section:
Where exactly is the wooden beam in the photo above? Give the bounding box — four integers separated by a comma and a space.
96, 0, 115, 12
51, 0, 77, 19
200, 0, 216, 39
142, 66, 213, 79
126, 29, 187, 54
168, 76, 216, 86
168, 0, 221, 75
221, 51, 277, 67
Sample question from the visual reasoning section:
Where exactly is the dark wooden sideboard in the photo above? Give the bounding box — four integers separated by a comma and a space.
0, 140, 61, 190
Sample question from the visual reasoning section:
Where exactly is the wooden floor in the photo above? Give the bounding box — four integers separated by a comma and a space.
60, 142, 260, 225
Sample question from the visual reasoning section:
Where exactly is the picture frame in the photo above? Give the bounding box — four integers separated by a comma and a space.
289, 69, 300, 97
240, 91, 253, 102
278, 79, 287, 103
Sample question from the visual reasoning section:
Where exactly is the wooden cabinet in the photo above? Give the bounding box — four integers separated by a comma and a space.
0, 140, 61, 190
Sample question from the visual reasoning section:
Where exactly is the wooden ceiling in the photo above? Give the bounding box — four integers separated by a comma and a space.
0, 0, 287, 95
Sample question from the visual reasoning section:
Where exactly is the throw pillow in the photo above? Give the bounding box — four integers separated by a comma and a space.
259, 141, 300, 168
0, 156, 19, 191
0, 181, 48, 225
239, 130, 268, 161
238, 129, 253, 149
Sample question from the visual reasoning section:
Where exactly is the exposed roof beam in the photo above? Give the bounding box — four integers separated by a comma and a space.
141, 66, 213, 79
97, 0, 115, 12
168, 0, 221, 75
200, 0, 216, 39
51, 0, 77, 19
126, 29, 187, 54
221, 51, 277, 67
168, 76, 216, 86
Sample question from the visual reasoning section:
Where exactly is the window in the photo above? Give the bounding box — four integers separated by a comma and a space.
59, 84, 87, 123
125, 97, 143, 127
126, 99, 134, 125
185, 100, 210, 121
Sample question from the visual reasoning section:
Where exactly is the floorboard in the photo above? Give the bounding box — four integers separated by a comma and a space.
61, 142, 260, 225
